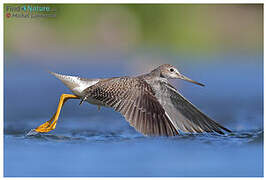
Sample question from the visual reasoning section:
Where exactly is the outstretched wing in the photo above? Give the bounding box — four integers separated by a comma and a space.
82, 77, 179, 136
154, 81, 231, 134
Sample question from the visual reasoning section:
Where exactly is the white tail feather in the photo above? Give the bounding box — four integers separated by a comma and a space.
49, 72, 99, 96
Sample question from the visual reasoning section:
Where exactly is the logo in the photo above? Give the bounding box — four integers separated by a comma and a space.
5, 5, 56, 19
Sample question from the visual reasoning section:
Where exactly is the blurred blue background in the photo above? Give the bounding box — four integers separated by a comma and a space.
4, 4, 263, 177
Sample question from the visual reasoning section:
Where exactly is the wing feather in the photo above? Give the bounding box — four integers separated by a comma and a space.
82, 77, 179, 136
154, 81, 231, 134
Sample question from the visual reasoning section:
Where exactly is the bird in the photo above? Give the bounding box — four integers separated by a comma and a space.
33, 64, 231, 136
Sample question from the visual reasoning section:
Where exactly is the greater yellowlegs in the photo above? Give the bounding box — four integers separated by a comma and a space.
33, 64, 231, 136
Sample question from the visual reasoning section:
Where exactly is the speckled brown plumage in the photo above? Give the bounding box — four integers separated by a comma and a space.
82, 77, 179, 136
50, 64, 231, 136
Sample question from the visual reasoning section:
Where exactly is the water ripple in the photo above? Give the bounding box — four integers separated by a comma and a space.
4, 128, 263, 145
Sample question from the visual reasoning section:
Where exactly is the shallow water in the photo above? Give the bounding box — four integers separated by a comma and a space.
4, 127, 263, 177
4, 55, 263, 177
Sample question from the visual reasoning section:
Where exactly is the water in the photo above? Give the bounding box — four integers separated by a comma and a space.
4, 128, 263, 177
4, 54, 263, 177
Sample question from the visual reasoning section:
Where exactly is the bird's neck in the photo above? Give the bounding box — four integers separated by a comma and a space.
141, 70, 168, 83
149, 68, 161, 77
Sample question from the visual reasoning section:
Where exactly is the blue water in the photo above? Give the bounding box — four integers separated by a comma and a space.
4, 54, 263, 177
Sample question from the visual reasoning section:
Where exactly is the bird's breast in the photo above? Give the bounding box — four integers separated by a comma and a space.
144, 77, 169, 95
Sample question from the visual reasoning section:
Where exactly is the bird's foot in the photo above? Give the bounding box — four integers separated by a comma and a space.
34, 119, 56, 133
28, 94, 79, 135
34, 113, 57, 133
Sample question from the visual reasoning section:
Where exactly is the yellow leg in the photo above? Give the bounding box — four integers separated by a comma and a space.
34, 94, 79, 133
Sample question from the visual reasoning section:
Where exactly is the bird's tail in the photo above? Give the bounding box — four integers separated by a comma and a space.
49, 72, 87, 92
49, 72, 99, 96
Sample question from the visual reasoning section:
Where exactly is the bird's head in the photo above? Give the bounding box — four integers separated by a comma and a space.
155, 64, 205, 86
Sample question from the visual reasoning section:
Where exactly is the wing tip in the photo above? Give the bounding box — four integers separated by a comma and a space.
219, 125, 232, 133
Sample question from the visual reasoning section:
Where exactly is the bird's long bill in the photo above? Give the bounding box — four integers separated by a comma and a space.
179, 74, 205, 86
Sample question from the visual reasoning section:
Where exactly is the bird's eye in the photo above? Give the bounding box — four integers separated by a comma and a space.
170, 68, 174, 72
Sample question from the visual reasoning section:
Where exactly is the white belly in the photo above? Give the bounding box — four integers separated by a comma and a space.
71, 79, 99, 96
